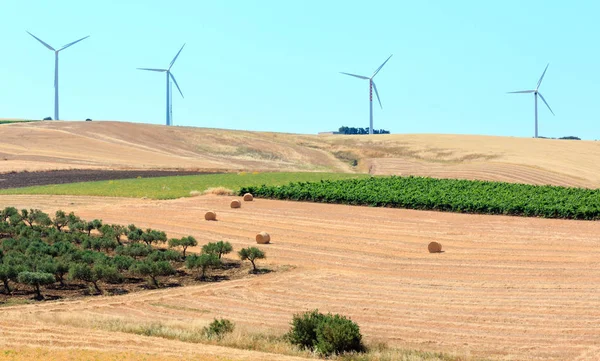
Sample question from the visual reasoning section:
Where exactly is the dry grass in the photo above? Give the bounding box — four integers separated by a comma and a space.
203, 187, 236, 196
7, 313, 475, 361
2, 121, 600, 187
0, 348, 224, 361
1, 194, 598, 360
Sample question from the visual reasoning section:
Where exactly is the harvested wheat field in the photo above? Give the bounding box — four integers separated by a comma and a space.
2, 121, 600, 188
1, 194, 599, 361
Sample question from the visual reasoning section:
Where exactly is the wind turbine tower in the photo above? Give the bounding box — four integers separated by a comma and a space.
138, 44, 185, 126
27, 31, 90, 121
340, 55, 393, 135
508, 64, 555, 138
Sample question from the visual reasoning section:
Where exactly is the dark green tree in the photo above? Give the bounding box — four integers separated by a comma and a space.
238, 247, 265, 272
99, 224, 127, 245
129, 260, 175, 287
17, 271, 55, 299
186, 253, 221, 279
115, 243, 152, 259
52, 210, 69, 231
202, 241, 232, 259
20, 209, 52, 229
84, 219, 103, 236
168, 236, 198, 258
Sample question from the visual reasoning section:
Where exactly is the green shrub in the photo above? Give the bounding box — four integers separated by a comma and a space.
287, 309, 326, 350
287, 310, 364, 356
203, 318, 235, 340
315, 313, 364, 356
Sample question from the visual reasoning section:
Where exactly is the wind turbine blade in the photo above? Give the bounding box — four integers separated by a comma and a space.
169, 43, 186, 70
170, 72, 184, 98
27, 31, 55, 51
137, 68, 167, 72
537, 63, 550, 89
372, 81, 382, 109
372, 54, 393, 78
507, 90, 535, 94
59, 35, 90, 51
340, 72, 369, 80
538, 92, 555, 115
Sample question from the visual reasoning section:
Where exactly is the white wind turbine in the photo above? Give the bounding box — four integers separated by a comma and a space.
138, 44, 185, 126
508, 64, 555, 138
340, 55, 393, 135
27, 31, 90, 121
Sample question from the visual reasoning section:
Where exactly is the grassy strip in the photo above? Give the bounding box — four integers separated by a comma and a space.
0, 172, 367, 200
240, 176, 600, 220
30, 314, 482, 361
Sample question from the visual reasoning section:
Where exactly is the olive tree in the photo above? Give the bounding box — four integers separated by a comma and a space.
202, 241, 232, 259
17, 271, 55, 299
238, 247, 265, 273
168, 236, 197, 258
84, 219, 103, 236
99, 224, 127, 245
20, 209, 52, 229
129, 260, 175, 287
186, 253, 220, 280
52, 210, 69, 231
69, 263, 122, 293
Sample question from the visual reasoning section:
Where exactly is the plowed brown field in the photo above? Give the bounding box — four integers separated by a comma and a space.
1, 194, 599, 361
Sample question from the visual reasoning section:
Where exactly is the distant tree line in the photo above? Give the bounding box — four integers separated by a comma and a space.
338, 126, 390, 135
538, 136, 581, 140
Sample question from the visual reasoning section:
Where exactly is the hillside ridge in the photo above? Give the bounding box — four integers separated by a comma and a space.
1, 121, 599, 188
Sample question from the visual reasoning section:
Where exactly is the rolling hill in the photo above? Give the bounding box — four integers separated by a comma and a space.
1, 121, 599, 188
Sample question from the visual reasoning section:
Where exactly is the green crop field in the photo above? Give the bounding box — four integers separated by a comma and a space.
0, 172, 367, 200
241, 176, 600, 220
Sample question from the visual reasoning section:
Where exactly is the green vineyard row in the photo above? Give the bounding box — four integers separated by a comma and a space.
240, 176, 600, 220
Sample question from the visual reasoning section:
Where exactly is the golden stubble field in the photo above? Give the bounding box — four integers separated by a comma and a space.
2, 121, 600, 187
1, 194, 599, 361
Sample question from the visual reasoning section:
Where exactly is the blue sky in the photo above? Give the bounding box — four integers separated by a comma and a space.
2, 1, 599, 139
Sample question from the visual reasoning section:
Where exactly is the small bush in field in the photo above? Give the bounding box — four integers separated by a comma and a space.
287, 309, 364, 356
203, 318, 235, 340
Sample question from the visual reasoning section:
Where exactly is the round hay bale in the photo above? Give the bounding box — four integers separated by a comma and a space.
428, 241, 442, 253
230, 200, 241, 209
255, 231, 270, 244
204, 211, 217, 221
243, 193, 254, 201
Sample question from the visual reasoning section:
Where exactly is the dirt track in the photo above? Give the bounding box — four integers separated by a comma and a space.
1, 194, 599, 361
0, 169, 215, 189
